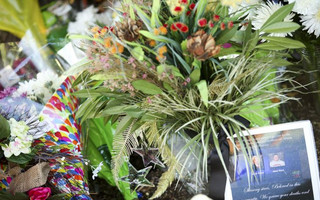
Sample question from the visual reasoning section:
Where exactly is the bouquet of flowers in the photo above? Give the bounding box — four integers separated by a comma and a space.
70, 0, 308, 199
0, 76, 91, 200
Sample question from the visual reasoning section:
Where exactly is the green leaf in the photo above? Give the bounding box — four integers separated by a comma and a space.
139, 30, 181, 52
264, 22, 300, 33
91, 73, 125, 80
181, 39, 188, 52
132, 80, 163, 95
157, 65, 184, 78
163, 82, 174, 91
42, 11, 57, 28
192, 59, 201, 69
261, 3, 295, 31
131, 46, 144, 61
68, 34, 104, 45
0, 115, 10, 139
196, 80, 208, 107
216, 25, 239, 45
194, 0, 208, 32
47, 193, 69, 200
0, 191, 28, 200
261, 36, 305, 49
134, 5, 152, 31
7, 150, 36, 165
151, 0, 161, 28
256, 42, 287, 50
190, 68, 201, 85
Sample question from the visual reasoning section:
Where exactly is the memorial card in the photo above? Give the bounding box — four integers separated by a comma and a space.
226, 121, 320, 200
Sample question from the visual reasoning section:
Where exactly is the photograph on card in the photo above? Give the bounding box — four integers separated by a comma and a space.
229, 128, 314, 200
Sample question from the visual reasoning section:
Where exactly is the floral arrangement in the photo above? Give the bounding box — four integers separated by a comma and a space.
67, 0, 314, 199
12, 70, 60, 104
0, 77, 91, 200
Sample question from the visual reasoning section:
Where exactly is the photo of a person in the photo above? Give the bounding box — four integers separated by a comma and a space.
252, 156, 261, 170
269, 154, 285, 168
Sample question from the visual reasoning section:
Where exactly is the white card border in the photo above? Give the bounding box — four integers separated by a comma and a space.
225, 120, 320, 200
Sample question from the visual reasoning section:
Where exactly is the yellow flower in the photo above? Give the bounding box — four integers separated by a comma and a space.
165, 0, 186, 16
159, 26, 168, 35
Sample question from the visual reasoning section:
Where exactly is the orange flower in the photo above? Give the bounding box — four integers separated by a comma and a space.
110, 43, 124, 54
117, 43, 124, 53
91, 26, 100, 33
104, 37, 112, 48
158, 46, 167, 55
156, 54, 165, 62
149, 40, 156, 47
159, 26, 168, 35
100, 28, 107, 35
154, 28, 160, 35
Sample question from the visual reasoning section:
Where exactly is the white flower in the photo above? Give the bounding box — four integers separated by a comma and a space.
12, 70, 60, 104
8, 118, 29, 138
92, 162, 104, 180
300, 6, 320, 38
2, 137, 32, 158
252, 1, 295, 37
68, 6, 98, 35
286, 0, 320, 15
190, 194, 212, 200
221, 0, 261, 11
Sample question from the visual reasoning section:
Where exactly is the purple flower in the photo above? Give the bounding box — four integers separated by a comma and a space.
0, 87, 17, 99
222, 43, 232, 48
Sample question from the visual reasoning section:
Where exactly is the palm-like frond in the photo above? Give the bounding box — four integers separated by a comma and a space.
111, 116, 140, 188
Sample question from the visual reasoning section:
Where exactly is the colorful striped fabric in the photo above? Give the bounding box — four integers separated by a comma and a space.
38, 76, 91, 199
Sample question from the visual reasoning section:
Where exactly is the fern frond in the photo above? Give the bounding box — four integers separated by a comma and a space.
143, 121, 183, 199
111, 116, 139, 188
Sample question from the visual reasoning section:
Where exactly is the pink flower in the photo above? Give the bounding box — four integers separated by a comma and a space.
28, 187, 51, 200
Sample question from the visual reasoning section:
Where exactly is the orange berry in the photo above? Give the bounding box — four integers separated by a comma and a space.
149, 40, 156, 47
104, 37, 112, 48
158, 46, 167, 55
117, 43, 124, 53
159, 26, 168, 35
156, 54, 165, 61
154, 28, 160, 35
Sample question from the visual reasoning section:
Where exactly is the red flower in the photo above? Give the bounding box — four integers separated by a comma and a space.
181, 25, 189, 33
220, 22, 226, 30
174, 6, 182, 12
186, 10, 191, 16
209, 21, 214, 28
175, 22, 183, 29
180, 0, 188, 4
213, 14, 220, 22
170, 24, 178, 31
28, 187, 51, 200
228, 21, 234, 29
189, 3, 195, 10
163, 24, 168, 28
198, 18, 207, 27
